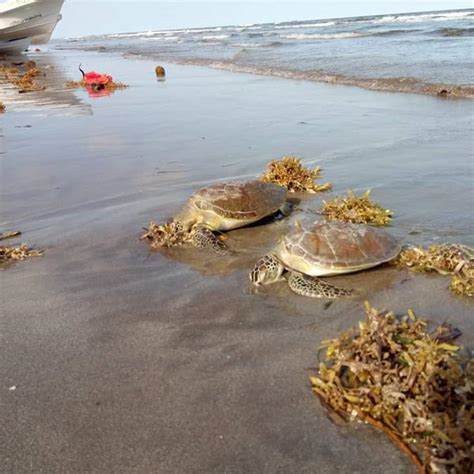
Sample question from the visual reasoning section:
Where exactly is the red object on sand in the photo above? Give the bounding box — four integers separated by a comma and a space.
83, 71, 113, 86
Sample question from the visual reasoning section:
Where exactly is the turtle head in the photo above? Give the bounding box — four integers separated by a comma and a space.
249, 253, 285, 286
174, 204, 197, 233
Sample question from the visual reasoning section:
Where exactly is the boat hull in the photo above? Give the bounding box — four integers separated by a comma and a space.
0, 0, 64, 43
0, 36, 31, 54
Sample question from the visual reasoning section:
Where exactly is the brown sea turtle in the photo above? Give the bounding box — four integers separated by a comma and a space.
249, 219, 402, 298
169, 180, 290, 253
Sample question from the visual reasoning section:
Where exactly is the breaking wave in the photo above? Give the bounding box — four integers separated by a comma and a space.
370, 10, 474, 24
274, 21, 337, 29
282, 32, 367, 40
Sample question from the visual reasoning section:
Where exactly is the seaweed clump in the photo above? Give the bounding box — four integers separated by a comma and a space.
141, 221, 189, 248
0, 61, 46, 93
0, 231, 43, 264
13, 66, 46, 92
0, 244, 43, 262
0, 101, 4, 113
259, 155, 332, 193
66, 79, 129, 91
321, 190, 393, 226
66, 75, 128, 97
311, 302, 473, 474
394, 244, 473, 297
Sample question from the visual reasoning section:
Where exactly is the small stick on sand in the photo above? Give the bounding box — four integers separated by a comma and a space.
0, 231, 22, 241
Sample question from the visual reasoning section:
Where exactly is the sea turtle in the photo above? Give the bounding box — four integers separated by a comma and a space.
171, 180, 290, 253
249, 219, 402, 298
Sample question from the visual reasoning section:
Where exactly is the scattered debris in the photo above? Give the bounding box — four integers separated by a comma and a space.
155, 65, 166, 79
0, 101, 4, 113
310, 302, 472, 474
394, 244, 474, 297
141, 221, 190, 248
259, 155, 332, 193
321, 190, 393, 226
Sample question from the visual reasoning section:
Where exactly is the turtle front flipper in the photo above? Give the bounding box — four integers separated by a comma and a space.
287, 272, 354, 299
192, 225, 234, 255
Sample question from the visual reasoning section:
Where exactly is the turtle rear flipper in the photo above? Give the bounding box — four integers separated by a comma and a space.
287, 272, 354, 299
192, 225, 234, 255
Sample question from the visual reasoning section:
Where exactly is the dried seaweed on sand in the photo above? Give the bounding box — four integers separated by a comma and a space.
0, 243, 43, 262
141, 221, 189, 248
66, 79, 129, 91
0, 230, 43, 263
321, 190, 393, 226
310, 302, 473, 474
394, 244, 473, 297
0, 61, 46, 93
259, 155, 332, 193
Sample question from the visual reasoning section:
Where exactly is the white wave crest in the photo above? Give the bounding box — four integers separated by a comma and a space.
283, 32, 366, 40
373, 10, 474, 24
275, 21, 336, 29
108, 31, 159, 38
201, 34, 230, 40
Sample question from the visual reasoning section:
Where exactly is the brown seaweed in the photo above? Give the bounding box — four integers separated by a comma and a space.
66, 79, 129, 91
141, 221, 190, 248
259, 155, 332, 193
0, 243, 43, 262
0, 61, 46, 93
310, 302, 473, 474
450, 261, 474, 297
0, 230, 43, 264
320, 190, 393, 226
394, 244, 474, 297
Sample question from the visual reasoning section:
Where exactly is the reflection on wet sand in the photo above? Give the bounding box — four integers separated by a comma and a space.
0, 53, 91, 115
155, 211, 401, 303
157, 215, 291, 276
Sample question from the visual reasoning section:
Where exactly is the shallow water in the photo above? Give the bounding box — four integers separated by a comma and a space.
1, 50, 473, 473
55, 8, 474, 96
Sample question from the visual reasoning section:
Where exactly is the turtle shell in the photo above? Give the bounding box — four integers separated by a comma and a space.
275, 219, 402, 276
191, 180, 286, 221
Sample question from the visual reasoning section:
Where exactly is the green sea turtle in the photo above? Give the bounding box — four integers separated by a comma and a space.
249, 219, 402, 298
171, 180, 290, 253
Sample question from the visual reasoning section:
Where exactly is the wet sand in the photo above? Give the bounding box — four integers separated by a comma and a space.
1, 49, 473, 473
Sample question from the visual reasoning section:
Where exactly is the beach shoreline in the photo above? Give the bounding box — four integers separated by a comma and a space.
1, 48, 473, 473
54, 8, 474, 99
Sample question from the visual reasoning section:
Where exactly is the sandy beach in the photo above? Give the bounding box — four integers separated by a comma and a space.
1, 49, 473, 473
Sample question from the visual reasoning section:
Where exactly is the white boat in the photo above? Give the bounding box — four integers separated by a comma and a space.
0, 0, 64, 53
0, 35, 30, 53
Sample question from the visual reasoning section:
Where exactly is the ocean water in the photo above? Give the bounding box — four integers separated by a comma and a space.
58, 8, 474, 96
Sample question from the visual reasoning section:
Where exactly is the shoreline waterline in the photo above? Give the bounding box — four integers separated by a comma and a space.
54, 7, 474, 98
124, 53, 474, 98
